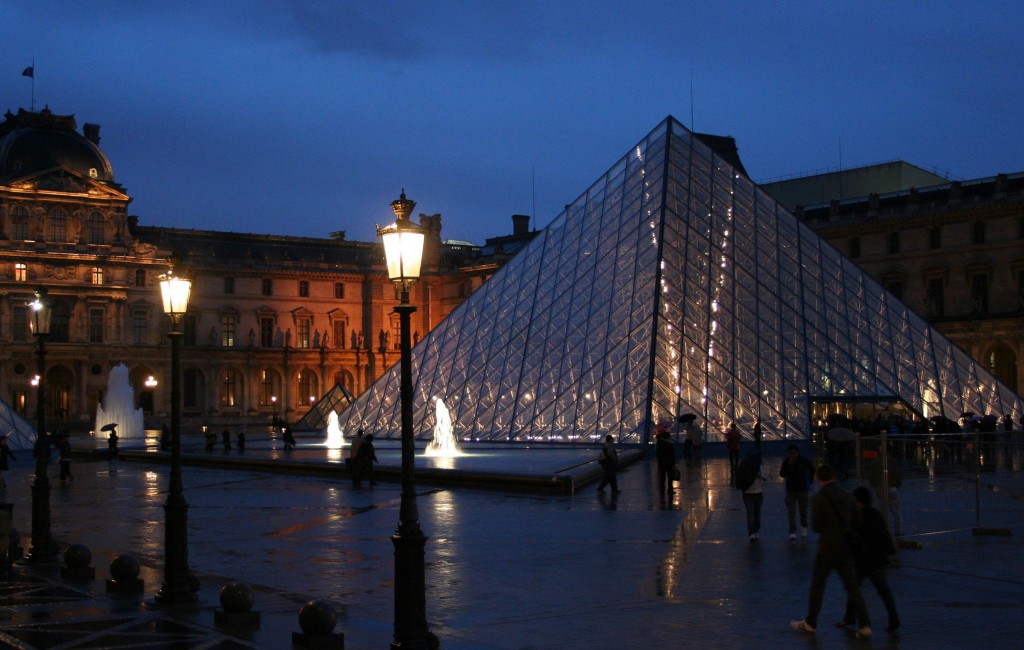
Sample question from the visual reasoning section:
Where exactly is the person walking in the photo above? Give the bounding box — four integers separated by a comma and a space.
779, 444, 815, 541
738, 451, 764, 542
684, 419, 702, 466
352, 433, 378, 487
57, 432, 73, 483
791, 464, 872, 639
839, 487, 900, 633
655, 430, 676, 497
282, 425, 296, 450
725, 422, 741, 480
753, 417, 763, 450
596, 435, 620, 493
0, 436, 16, 488
869, 444, 904, 537
221, 428, 232, 451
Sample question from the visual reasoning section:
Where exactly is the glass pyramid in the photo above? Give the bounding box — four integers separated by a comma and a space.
293, 383, 356, 432
338, 117, 1023, 444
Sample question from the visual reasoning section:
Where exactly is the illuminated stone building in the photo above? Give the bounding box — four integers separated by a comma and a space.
765, 164, 1024, 396
0, 107, 533, 433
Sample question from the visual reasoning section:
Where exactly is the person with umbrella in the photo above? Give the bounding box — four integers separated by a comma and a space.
679, 414, 702, 466
101, 423, 119, 459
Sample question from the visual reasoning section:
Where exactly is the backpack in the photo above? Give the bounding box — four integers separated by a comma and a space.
735, 453, 760, 491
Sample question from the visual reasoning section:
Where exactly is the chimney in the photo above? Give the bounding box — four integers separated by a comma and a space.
512, 214, 530, 236
83, 123, 101, 145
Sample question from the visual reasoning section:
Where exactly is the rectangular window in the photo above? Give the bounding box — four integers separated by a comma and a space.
91, 267, 104, 285
134, 269, 146, 287
929, 226, 941, 249
260, 317, 274, 347
299, 280, 309, 298
887, 232, 900, 255
849, 236, 860, 259
89, 308, 104, 343
224, 277, 235, 295
334, 282, 345, 299
261, 279, 272, 296
972, 221, 986, 245
971, 273, 989, 314
12, 305, 27, 341
298, 318, 311, 349
132, 310, 147, 344
333, 320, 346, 349
927, 278, 945, 318
221, 315, 236, 347
14, 263, 26, 282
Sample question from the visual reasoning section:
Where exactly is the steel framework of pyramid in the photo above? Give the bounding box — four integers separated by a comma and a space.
337, 117, 1023, 444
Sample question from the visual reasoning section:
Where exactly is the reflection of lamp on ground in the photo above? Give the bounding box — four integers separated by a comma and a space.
155, 271, 196, 603
378, 191, 438, 649
271, 395, 278, 430
27, 287, 57, 563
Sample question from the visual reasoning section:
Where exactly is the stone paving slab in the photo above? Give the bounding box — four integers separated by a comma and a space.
0, 447, 1020, 648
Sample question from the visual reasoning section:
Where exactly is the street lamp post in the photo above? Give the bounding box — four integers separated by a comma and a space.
155, 272, 196, 604
378, 191, 438, 649
27, 287, 57, 563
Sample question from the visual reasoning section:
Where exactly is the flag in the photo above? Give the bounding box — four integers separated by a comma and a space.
22, 66, 33, 78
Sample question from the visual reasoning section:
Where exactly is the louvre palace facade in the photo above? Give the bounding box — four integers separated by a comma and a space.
765, 164, 1024, 398
0, 107, 533, 434
2, 106, 1022, 440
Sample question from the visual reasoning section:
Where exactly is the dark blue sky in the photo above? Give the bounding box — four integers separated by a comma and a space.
4, 2, 1023, 245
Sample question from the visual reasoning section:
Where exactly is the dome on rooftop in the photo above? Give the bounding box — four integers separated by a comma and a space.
0, 107, 114, 183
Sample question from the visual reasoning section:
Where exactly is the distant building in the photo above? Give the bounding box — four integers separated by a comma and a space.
0, 107, 522, 432
765, 164, 1024, 396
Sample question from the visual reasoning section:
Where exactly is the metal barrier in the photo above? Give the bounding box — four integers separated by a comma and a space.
843, 431, 1022, 537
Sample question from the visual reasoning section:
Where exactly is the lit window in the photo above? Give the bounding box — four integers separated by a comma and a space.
91, 267, 104, 285
14, 263, 27, 282
298, 317, 311, 349
221, 315, 236, 347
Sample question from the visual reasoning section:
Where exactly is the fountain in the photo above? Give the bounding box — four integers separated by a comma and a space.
323, 410, 345, 449
94, 364, 145, 447
425, 398, 462, 458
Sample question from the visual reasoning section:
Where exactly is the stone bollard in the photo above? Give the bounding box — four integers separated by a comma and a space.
105, 554, 144, 595
292, 599, 344, 648
61, 543, 96, 581
214, 580, 261, 627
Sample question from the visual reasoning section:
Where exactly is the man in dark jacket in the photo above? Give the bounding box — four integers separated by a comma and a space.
840, 487, 899, 632
779, 444, 815, 541
791, 465, 871, 639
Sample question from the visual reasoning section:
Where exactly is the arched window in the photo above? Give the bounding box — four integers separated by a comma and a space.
11, 206, 29, 240
219, 368, 243, 408
87, 212, 105, 244
988, 344, 1018, 393
260, 369, 282, 407
48, 208, 68, 242
297, 369, 318, 406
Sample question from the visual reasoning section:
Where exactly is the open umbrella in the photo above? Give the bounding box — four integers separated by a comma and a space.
826, 426, 856, 442
678, 413, 697, 424
100, 423, 118, 432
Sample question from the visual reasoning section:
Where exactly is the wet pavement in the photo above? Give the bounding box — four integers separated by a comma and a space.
0, 439, 1021, 648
